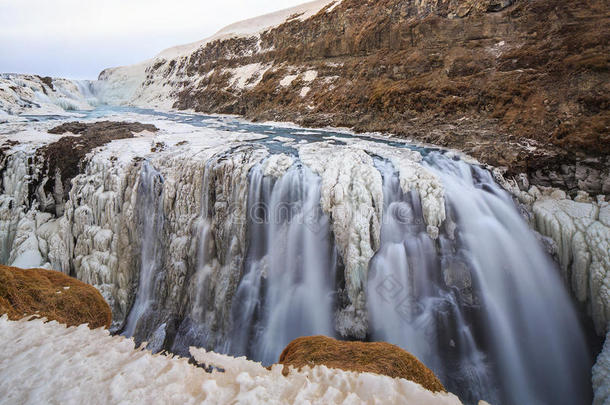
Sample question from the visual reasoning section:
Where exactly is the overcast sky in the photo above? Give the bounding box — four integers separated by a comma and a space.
0, 0, 305, 79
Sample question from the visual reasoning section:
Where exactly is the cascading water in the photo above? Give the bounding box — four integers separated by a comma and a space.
367, 158, 496, 402
419, 153, 591, 405
367, 152, 591, 404
227, 162, 338, 364
121, 161, 166, 344
74, 80, 100, 106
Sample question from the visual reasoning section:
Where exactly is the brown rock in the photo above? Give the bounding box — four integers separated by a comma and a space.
36, 121, 158, 210
278, 335, 446, 393
0, 265, 112, 329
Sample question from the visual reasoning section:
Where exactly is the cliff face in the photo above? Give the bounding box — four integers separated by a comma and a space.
103, 0, 609, 195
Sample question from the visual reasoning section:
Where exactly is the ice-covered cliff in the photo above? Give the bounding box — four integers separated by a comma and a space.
94, 0, 342, 108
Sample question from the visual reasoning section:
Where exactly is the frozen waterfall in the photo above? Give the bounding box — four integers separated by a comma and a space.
121, 151, 589, 405
0, 109, 595, 405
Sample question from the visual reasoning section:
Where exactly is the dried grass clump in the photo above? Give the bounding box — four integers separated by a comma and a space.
278, 335, 446, 393
0, 265, 111, 329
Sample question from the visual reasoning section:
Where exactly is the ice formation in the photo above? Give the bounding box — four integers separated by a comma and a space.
298, 142, 383, 338
531, 192, 610, 335
0, 316, 463, 405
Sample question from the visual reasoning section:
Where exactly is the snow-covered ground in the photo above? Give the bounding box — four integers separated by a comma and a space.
157, 0, 342, 60
0, 316, 463, 405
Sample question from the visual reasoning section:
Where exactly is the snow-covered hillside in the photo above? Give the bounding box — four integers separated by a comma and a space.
94, 0, 342, 108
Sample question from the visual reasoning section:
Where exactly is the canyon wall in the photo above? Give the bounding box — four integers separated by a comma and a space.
100, 0, 609, 196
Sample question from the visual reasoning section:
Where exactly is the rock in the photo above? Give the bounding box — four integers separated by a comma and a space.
278, 335, 446, 393
0, 264, 112, 329
33, 121, 159, 214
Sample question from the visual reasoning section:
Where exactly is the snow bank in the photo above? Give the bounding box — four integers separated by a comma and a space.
226, 63, 272, 90
0, 316, 463, 405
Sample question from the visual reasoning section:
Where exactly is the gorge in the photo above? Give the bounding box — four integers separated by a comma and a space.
0, 0, 608, 404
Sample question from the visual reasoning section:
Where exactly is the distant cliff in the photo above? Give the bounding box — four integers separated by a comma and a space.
99, 0, 609, 196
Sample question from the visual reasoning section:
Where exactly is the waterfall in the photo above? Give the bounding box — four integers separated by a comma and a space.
122, 161, 165, 342
368, 153, 591, 404
0, 107, 594, 404
227, 162, 338, 364
367, 158, 496, 402
74, 80, 100, 106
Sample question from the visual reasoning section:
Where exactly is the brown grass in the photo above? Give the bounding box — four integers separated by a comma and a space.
278, 335, 446, 392
0, 265, 111, 329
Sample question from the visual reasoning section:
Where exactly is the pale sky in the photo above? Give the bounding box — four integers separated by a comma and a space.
0, 0, 305, 79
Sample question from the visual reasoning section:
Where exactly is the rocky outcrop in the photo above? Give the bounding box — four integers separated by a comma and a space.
278, 335, 446, 393
36, 121, 158, 213
0, 265, 111, 329
100, 0, 609, 196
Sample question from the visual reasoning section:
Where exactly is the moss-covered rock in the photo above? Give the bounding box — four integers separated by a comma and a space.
0, 265, 111, 329
278, 335, 446, 393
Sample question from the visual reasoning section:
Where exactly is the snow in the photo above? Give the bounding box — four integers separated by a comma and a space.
302, 70, 318, 82
326, 0, 343, 13
0, 316, 464, 405
280, 74, 298, 87
0, 74, 94, 116
226, 63, 271, 90
95, 0, 338, 108
300, 86, 311, 97
95, 64, 149, 106
261, 153, 295, 178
